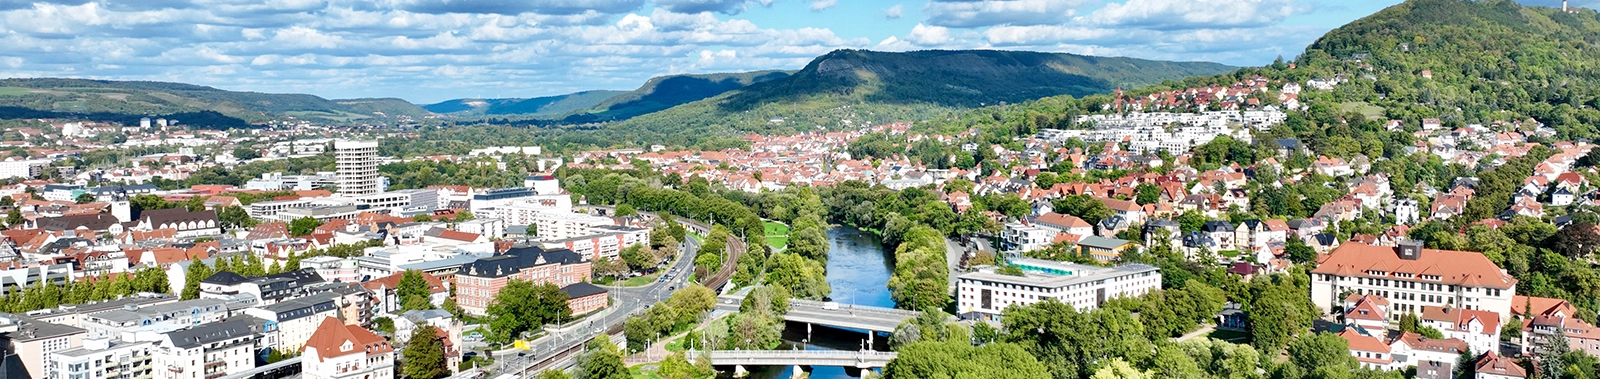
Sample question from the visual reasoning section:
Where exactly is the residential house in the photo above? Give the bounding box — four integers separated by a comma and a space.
1419, 306, 1500, 355
301, 317, 394, 379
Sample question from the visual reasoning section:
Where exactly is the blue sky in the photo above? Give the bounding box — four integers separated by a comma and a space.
0, 0, 1582, 103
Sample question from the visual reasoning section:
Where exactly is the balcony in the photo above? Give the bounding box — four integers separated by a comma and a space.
204, 360, 227, 368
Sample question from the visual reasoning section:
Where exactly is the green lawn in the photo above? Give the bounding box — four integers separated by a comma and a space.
1217, 250, 1243, 258
1206, 329, 1251, 343
764, 221, 790, 250
622, 273, 662, 287
1338, 101, 1386, 120
0, 87, 31, 96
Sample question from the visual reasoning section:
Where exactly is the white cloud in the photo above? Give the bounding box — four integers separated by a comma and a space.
923, 0, 1084, 28
809, 0, 835, 11
905, 24, 953, 45
1088, 0, 1307, 30
885, 4, 902, 19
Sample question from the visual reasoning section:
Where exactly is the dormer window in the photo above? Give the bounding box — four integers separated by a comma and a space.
341, 341, 354, 352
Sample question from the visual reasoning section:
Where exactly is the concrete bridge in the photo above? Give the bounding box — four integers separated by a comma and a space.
688, 350, 898, 369
714, 295, 920, 333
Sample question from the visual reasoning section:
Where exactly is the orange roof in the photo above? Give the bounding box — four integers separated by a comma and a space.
294, 189, 333, 198
428, 229, 481, 243
302, 317, 393, 360
1312, 242, 1515, 290
1338, 329, 1389, 353
1420, 306, 1501, 335
1035, 212, 1091, 229
1511, 295, 1575, 318
362, 271, 447, 294
1474, 352, 1527, 378
1390, 332, 1467, 354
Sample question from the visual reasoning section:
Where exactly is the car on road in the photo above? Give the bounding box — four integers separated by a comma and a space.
822, 302, 840, 310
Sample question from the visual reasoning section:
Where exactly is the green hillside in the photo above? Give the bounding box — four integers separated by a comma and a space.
563, 70, 792, 122
422, 90, 626, 116
0, 78, 428, 125
591, 49, 1233, 146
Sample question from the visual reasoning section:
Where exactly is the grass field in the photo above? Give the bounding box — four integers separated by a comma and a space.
764, 221, 790, 250
1339, 101, 1387, 120
622, 273, 662, 287
0, 87, 32, 96
286, 110, 372, 122
1206, 329, 1250, 343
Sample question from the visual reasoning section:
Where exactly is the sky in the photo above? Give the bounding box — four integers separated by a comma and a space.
0, 0, 1586, 103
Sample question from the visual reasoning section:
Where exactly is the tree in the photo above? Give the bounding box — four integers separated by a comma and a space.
615, 204, 637, 217
398, 270, 434, 311
401, 326, 448, 379
232, 147, 261, 160
536, 370, 571, 379
74, 193, 96, 204
453, 210, 475, 222
4, 208, 19, 226
181, 261, 213, 300
217, 206, 255, 229
1288, 332, 1358, 373
657, 351, 713, 379
1552, 221, 1600, 259
762, 253, 830, 300
1249, 278, 1317, 353
485, 280, 571, 343
1540, 329, 1572, 379
289, 216, 322, 236
884, 341, 1050, 379
413, 214, 433, 222
373, 317, 396, 334
1135, 183, 1160, 205
0, 196, 13, 207
575, 338, 629, 379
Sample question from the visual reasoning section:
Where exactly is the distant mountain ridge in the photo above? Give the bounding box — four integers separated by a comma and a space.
0, 78, 429, 126
589, 49, 1236, 146
424, 70, 792, 121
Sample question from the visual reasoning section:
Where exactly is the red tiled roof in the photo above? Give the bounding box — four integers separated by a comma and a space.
362, 271, 447, 294
302, 317, 393, 361
1035, 212, 1091, 229
1421, 306, 1501, 334
1474, 352, 1526, 378
1312, 242, 1516, 290
1339, 329, 1389, 353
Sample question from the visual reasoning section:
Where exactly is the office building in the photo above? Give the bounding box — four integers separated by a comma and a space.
455, 246, 591, 316
46, 338, 154, 379
955, 258, 1160, 318
335, 140, 380, 196
1310, 241, 1517, 320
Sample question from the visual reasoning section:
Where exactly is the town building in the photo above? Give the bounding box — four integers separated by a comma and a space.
301, 317, 394, 379
0, 315, 85, 379
1473, 352, 1527, 379
47, 338, 154, 379
335, 140, 381, 196
241, 292, 340, 351
562, 282, 609, 315
1310, 241, 1516, 320
454, 246, 592, 316
1419, 306, 1501, 355
955, 258, 1160, 319
150, 318, 263, 379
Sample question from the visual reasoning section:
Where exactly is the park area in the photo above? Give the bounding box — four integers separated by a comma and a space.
764, 221, 790, 250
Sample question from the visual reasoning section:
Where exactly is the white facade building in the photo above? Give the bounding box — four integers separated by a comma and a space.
956, 259, 1160, 318
335, 140, 381, 196
1311, 241, 1517, 320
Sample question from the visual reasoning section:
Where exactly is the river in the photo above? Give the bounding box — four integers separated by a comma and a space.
731, 226, 895, 379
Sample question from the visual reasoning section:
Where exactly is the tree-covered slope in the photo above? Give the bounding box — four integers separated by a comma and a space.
422, 90, 626, 116
1298, 0, 1600, 138
590, 49, 1232, 146
0, 78, 428, 125
563, 70, 792, 122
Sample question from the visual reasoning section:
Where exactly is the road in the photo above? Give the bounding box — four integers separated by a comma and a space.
485, 237, 701, 376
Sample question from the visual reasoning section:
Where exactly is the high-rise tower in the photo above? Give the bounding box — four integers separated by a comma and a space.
335, 140, 381, 195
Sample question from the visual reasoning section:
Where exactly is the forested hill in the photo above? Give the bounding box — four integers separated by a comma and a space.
573, 49, 1232, 147
422, 90, 627, 116
423, 70, 791, 120
728, 49, 1233, 109
0, 78, 429, 125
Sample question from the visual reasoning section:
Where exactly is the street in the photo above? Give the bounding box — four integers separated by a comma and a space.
482, 237, 701, 377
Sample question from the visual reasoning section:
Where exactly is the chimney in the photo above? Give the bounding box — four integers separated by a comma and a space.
1397, 239, 1422, 260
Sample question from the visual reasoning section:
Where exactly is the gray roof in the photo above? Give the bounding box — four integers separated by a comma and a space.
3, 317, 84, 341
163, 317, 260, 349
1077, 236, 1129, 249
